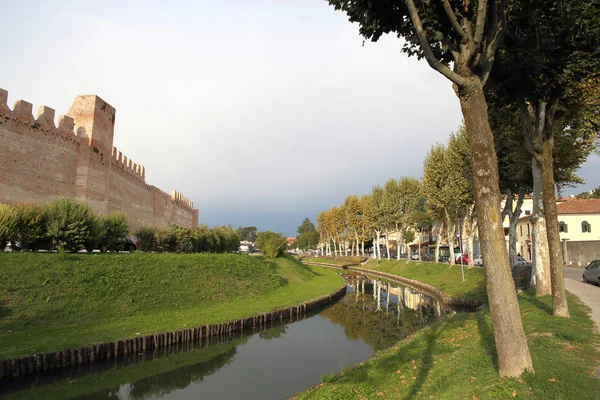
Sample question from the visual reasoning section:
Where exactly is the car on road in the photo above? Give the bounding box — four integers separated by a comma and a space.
410, 253, 419, 260
456, 254, 469, 264
583, 260, 600, 284
515, 255, 528, 266
473, 255, 483, 266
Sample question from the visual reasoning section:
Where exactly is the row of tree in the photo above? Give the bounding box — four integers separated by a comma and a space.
0, 198, 242, 254
327, 0, 600, 377
0, 199, 128, 252
135, 224, 240, 253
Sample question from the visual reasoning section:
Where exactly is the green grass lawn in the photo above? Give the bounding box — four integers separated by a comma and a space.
360, 259, 487, 300
0, 253, 343, 360
302, 256, 366, 266
297, 292, 600, 399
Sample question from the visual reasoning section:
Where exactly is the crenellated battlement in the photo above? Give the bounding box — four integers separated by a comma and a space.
0, 88, 78, 141
111, 146, 145, 181
1, 87, 199, 229
171, 190, 194, 209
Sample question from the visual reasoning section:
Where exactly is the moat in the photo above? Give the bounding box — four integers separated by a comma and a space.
1, 279, 446, 400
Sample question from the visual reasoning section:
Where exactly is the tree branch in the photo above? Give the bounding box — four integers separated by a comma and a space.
518, 95, 543, 162
501, 189, 512, 221
480, 2, 506, 85
470, 0, 488, 61
442, 0, 468, 40
405, 0, 467, 87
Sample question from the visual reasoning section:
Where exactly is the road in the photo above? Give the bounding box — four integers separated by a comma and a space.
563, 267, 600, 334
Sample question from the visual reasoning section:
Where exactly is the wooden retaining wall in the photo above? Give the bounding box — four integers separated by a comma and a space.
0, 286, 347, 380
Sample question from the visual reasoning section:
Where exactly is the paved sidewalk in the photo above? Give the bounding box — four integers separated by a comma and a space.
564, 268, 600, 333
563, 267, 600, 377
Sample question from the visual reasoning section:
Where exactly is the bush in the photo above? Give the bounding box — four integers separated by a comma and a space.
212, 226, 240, 253
256, 230, 287, 258
135, 225, 158, 252
0, 204, 18, 250
13, 203, 47, 251
99, 212, 129, 252
45, 198, 97, 252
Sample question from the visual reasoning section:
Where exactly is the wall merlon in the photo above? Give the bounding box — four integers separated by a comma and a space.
171, 190, 194, 210
13, 100, 35, 124
57, 115, 75, 136
0, 88, 11, 115
35, 106, 56, 130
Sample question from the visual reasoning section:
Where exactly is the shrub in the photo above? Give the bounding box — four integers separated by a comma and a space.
99, 212, 129, 252
212, 226, 240, 253
84, 216, 104, 253
191, 225, 211, 252
0, 204, 18, 250
13, 203, 47, 251
170, 225, 194, 253
135, 225, 158, 252
256, 230, 287, 258
45, 198, 97, 252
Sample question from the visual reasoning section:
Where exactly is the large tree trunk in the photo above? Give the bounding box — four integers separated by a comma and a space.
444, 211, 456, 266
385, 232, 391, 260
467, 232, 475, 268
508, 189, 525, 268
376, 231, 381, 260
540, 139, 569, 317
459, 79, 533, 376
434, 224, 441, 263
531, 158, 552, 296
396, 228, 402, 261
465, 205, 477, 267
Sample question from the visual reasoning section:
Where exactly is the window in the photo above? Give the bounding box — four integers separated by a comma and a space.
582, 221, 591, 233
525, 210, 531, 216
559, 222, 568, 233
520, 226, 523, 236
527, 224, 530, 236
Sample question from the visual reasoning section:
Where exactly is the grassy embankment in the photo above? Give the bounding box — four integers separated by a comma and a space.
0, 252, 344, 360
302, 256, 366, 266
360, 259, 487, 301
298, 291, 600, 399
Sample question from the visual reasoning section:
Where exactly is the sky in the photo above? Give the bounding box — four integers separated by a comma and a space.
2, 0, 598, 237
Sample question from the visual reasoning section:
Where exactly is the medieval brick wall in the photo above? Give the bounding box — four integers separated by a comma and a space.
0, 88, 198, 231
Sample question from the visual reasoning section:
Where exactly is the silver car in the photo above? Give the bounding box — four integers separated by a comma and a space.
583, 260, 600, 285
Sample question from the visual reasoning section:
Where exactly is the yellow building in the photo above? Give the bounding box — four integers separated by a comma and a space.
516, 198, 600, 266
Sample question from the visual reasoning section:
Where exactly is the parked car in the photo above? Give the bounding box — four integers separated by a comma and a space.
410, 253, 420, 260
123, 236, 138, 252
456, 254, 469, 264
515, 255, 528, 266
473, 255, 483, 266
583, 260, 600, 285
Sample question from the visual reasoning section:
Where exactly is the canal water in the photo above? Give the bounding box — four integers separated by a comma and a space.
1, 279, 446, 400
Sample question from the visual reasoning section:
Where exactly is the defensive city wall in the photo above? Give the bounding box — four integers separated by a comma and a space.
0, 88, 199, 230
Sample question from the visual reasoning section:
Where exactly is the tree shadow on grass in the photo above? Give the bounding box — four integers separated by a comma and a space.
519, 291, 553, 315
475, 312, 498, 370
406, 321, 447, 399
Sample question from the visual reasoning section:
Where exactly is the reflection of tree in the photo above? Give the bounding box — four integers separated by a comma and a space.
320, 281, 436, 351
258, 324, 288, 340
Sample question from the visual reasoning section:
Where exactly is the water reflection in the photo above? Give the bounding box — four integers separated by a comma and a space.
322, 279, 444, 351
2, 279, 445, 400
